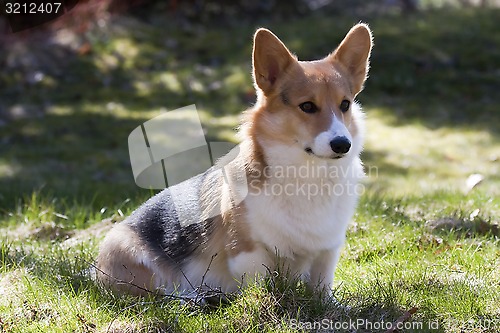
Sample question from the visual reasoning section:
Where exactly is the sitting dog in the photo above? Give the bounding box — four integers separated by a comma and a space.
96, 24, 373, 297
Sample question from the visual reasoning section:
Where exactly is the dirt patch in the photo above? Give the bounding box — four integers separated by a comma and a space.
62, 215, 122, 249
99, 319, 171, 333
2, 215, 121, 245
33, 221, 74, 241
428, 216, 499, 238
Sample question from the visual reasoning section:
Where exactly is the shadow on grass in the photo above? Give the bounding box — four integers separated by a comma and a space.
362, 8, 500, 137
0, 238, 442, 333
1, 240, 450, 333
0, 110, 240, 214
3, 226, 497, 333
0, 112, 150, 212
429, 215, 500, 239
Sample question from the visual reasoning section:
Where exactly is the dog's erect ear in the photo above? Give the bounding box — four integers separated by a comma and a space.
330, 23, 373, 95
253, 28, 296, 94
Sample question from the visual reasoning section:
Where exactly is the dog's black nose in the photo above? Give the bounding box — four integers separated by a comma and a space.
330, 136, 351, 154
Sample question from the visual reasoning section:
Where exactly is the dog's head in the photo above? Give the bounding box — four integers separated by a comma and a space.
249, 24, 373, 162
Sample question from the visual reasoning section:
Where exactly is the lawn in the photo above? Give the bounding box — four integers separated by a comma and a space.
0, 4, 499, 333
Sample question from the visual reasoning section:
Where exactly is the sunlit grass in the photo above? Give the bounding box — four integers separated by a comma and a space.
364, 108, 499, 196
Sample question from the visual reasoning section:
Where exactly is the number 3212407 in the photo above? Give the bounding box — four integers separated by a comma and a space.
5, 2, 62, 14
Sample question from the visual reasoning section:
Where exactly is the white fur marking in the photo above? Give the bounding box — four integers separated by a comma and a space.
312, 114, 352, 158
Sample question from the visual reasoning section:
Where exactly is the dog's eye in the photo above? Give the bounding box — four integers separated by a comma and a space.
299, 102, 318, 113
339, 100, 350, 113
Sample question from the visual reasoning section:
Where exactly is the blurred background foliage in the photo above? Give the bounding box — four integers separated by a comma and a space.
0, 0, 499, 215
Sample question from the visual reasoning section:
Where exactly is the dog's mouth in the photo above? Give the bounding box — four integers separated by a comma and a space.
305, 147, 344, 160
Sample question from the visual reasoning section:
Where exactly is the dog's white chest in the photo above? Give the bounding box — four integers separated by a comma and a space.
244, 163, 361, 257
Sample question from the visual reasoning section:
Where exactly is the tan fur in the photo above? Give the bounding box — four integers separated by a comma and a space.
329, 24, 372, 94
252, 29, 297, 94
201, 154, 255, 257
223, 203, 253, 256
245, 26, 372, 151
96, 224, 167, 295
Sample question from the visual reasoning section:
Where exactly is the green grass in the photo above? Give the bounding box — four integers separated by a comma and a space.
1, 6, 499, 333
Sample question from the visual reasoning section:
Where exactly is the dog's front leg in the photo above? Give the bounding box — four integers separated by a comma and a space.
228, 246, 272, 288
309, 247, 342, 297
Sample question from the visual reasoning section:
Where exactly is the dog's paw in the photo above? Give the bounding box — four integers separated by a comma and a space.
320, 292, 352, 313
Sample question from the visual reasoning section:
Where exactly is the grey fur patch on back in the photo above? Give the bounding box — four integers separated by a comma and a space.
126, 168, 222, 265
